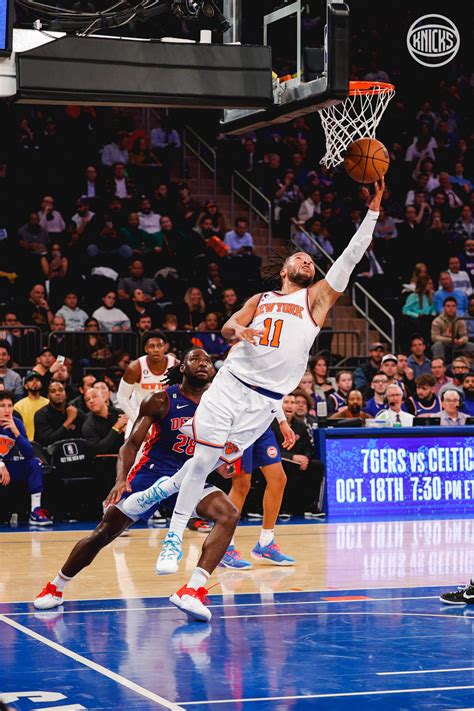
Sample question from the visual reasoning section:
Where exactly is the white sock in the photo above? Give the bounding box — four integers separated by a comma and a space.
260, 529, 274, 547
52, 571, 72, 592
31, 492, 41, 510
229, 536, 236, 547
187, 566, 210, 590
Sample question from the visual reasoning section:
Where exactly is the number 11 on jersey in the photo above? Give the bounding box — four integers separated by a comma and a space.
259, 318, 283, 348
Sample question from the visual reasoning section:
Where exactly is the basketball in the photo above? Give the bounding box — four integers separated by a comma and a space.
343, 137, 390, 183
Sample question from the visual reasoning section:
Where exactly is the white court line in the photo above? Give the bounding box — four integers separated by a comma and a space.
2, 595, 438, 617
0, 614, 184, 710
222, 611, 469, 620
180, 685, 474, 706
378, 667, 474, 676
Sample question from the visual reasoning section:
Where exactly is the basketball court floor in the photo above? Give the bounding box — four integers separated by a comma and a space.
1, 517, 474, 710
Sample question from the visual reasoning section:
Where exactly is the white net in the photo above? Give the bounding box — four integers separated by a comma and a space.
318, 82, 395, 168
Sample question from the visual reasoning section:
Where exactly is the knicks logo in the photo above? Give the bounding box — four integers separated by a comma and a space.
0, 435, 15, 456
224, 441, 239, 456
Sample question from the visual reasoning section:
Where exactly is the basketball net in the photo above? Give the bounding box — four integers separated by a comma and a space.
317, 81, 395, 168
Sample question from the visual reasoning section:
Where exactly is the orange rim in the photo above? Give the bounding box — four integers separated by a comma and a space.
348, 80, 395, 96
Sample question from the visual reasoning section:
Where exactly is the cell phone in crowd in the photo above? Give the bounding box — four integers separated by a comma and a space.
317, 401, 328, 418
56, 355, 65, 365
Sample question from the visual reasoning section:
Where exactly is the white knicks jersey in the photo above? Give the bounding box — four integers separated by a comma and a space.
133, 353, 178, 407
225, 287, 320, 395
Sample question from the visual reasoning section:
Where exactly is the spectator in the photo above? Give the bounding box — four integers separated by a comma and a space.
101, 132, 129, 167
0, 390, 52, 526
93, 380, 112, 407
407, 336, 431, 378
38, 195, 65, 235
82, 387, 127, 455
0, 312, 37, 366
92, 292, 131, 332
151, 183, 172, 217
461, 374, 474, 416
50, 362, 77, 401
120, 212, 154, 256
364, 372, 389, 417
402, 274, 436, 344
71, 197, 96, 231
440, 389, 468, 426
79, 165, 100, 201
138, 197, 161, 236
375, 383, 414, 427
297, 188, 321, 224
448, 256, 472, 295
121, 289, 161, 328
450, 162, 472, 194
297, 371, 319, 413
178, 287, 206, 330
224, 218, 255, 256
310, 356, 336, 399
451, 357, 470, 388
48, 314, 70, 358
396, 353, 416, 396
373, 206, 398, 240
117, 260, 162, 302
329, 390, 371, 421
79, 318, 113, 367
403, 374, 441, 416
150, 116, 181, 162
20, 284, 54, 331
292, 387, 318, 443
453, 206, 474, 242
173, 183, 201, 229
32, 347, 56, 381
56, 292, 89, 331
196, 200, 227, 236
431, 296, 474, 360
431, 357, 453, 395
459, 239, 474, 287
33, 382, 84, 447
18, 212, 49, 255
381, 353, 403, 387
402, 262, 429, 293
327, 371, 353, 415
432, 171, 464, 211
40, 242, 68, 289
135, 314, 153, 337
466, 295, 474, 340
219, 288, 239, 320
14, 372, 48, 440
0, 341, 22, 400
191, 312, 230, 358
105, 162, 137, 201
353, 342, 386, 395
129, 137, 161, 169
68, 374, 97, 416
86, 221, 133, 264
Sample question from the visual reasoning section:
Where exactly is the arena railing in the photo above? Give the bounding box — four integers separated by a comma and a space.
183, 125, 217, 199
46, 330, 140, 361
0, 325, 43, 367
231, 170, 272, 255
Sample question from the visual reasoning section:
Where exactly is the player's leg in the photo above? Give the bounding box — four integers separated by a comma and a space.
251, 462, 295, 566
170, 489, 240, 622
220, 452, 253, 570
440, 580, 474, 605
34, 506, 133, 609
9, 459, 52, 526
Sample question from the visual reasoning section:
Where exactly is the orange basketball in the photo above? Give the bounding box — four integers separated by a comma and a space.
343, 138, 390, 183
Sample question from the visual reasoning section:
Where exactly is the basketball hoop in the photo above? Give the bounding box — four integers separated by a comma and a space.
318, 81, 395, 169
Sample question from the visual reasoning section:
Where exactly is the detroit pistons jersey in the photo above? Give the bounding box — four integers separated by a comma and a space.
226, 287, 320, 395
133, 353, 178, 408
129, 384, 197, 479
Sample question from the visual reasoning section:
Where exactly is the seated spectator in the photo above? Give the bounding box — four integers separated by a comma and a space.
121, 289, 162, 328
327, 371, 353, 415
297, 370, 320, 413
38, 195, 65, 235
135, 314, 153, 337
33, 381, 84, 447
50, 362, 77, 401
380, 354, 405, 391
196, 200, 227, 236
191, 312, 230, 358
375, 383, 414, 427
18, 212, 49, 256
120, 212, 157, 257
431, 297, 474, 361
92, 292, 131, 332
219, 288, 239, 320
78, 164, 101, 202
405, 174, 431, 205
56, 292, 89, 331
151, 183, 172, 217
0, 311, 37, 367
138, 197, 161, 237
461, 373, 474, 416
173, 182, 201, 229
310, 356, 336, 399
150, 115, 181, 166
0, 390, 52, 525
402, 274, 436, 344
292, 388, 318, 443
450, 161, 473, 193
353, 342, 385, 395
459, 240, 474, 289
105, 162, 137, 201
13, 372, 48, 440
407, 336, 431, 378
0, 341, 22, 400
48, 316, 69, 359
86, 221, 133, 264
79, 318, 113, 366
70, 198, 97, 243
31, 346, 56, 382
68, 374, 97, 416
431, 357, 453, 394
295, 218, 334, 262
373, 207, 398, 240
466, 295, 474, 341
396, 353, 415, 396
117, 260, 162, 302
402, 262, 429, 294
364, 372, 389, 417
82, 386, 127, 455
297, 188, 321, 224
194, 217, 228, 262
329, 390, 372, 421
92, 380, 112, 407
101, 132, 129, 167
447, 256, 472, 295
224, 218, 255, 256
453, 206, 474, 242
403, 374, 441, 416
274, 169, 304, 232
40, 243, 69, 305
20, 284, 54, 332
178, 287, 206, 330
129, 137, 161, 169
432, 171, 464, 212
440, 389, 468, 426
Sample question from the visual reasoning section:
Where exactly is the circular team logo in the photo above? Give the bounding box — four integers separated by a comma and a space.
406, 14, 460, 67
267, 446, 278, 459
143, 368, 149, 376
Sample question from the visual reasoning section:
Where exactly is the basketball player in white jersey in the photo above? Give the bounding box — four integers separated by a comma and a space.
122, 180, 385, 591
117, 330, 179, 434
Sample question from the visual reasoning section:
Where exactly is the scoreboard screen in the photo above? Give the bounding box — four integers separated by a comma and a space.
0, 0, 13, 56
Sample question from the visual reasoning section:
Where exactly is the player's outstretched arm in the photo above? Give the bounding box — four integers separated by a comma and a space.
309, 178, 384, 327
221, 292, 264, 345
105, 393, 168, 506
116, 359, 141, 421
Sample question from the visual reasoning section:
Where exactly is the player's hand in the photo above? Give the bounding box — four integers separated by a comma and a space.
104, 479, 131, 507
367, 177, 385, 211
279, 420, 296, 449
0, 464, 10, 486
216, 462, 236, 479
0, 414, 20, 438
234, 324, 264, 345
293, 454, 309, 470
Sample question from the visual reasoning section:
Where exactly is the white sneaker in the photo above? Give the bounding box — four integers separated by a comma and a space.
170, 585, 212, 622
156, 531, 183, 575
33, 582, 63, 610
122, 476, 169, 517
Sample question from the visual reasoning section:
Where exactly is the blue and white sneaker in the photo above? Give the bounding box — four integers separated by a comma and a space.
251, 540, 295, 566
122, 476, 169, 517
218, 545, 252, 570
29, 507, 53, 527
156, 531, 183, 575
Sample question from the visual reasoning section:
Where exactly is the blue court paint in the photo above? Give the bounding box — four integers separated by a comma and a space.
1, 586, 474, 710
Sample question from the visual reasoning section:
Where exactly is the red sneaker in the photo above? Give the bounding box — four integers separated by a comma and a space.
33, 582, 63, 610
170, 585, 212, 622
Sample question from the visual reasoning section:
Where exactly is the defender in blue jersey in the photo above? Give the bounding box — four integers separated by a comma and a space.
34, 350, 240, 622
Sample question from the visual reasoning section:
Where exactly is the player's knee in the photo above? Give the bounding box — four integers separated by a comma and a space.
232, 474, 251, 496
218, 500, 240, 528
268, 468, 287, 489
90, 522, 115, 548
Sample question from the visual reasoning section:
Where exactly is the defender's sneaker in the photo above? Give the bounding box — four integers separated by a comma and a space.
156, 531, 183, 574
170, 585, 212, 622
440, 580, 474, 605
218, 545, 252, 570
251, 540, 296, 566
29, 508, 53, 526
34, 582, 63, 610
122, 477, 169, 517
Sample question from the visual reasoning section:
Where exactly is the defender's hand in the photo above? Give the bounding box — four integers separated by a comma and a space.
279, 420, 296, 450
104, 479, 131, 507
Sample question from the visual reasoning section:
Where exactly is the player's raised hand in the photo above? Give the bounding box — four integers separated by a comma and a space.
367, 177, 385, 211
234, 324, 264, 345
279, 420, 296, 449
